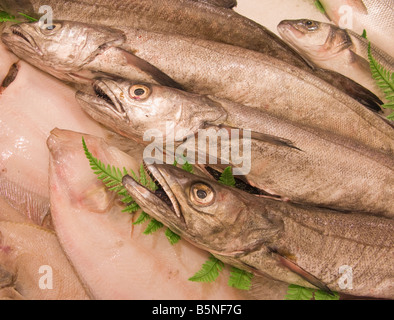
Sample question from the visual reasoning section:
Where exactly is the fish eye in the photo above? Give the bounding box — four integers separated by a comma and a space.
40, 22, 61, 34
304, 20, 318, 31
129, 84, 151, 100
190, 183, 215, 206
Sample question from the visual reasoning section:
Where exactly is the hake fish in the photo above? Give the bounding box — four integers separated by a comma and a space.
77, 78, 394, 217
3, 21, 392, 156
278, 19, 394, 102
0, 0, 383, 111
122, 164, 394, 299
318, 0, 394, 56
1, 21, 183, 89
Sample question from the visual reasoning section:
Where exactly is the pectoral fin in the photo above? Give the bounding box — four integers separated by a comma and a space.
205, 124, 302, 151
272, 250, 334, 295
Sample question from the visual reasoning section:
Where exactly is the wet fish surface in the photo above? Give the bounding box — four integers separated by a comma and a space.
77, 78, 394, 217
123, 164, 394, 299
0, 0, 384, 110
278, 19, 394, 102
318, 0, 394, 56
3, 20, 391, 157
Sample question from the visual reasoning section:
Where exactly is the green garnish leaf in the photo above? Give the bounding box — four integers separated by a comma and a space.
0, 11, 18, 22
165, 228, 181, 245
18, 12, 37, 21
314, 290, 340, 300
189, 255, 225, 283
143, 219, 164, 235
285, 284, 315, 300
361, 29, 367, 39
368, 42, 394, 119
285, 284, 340, 300
182, 161, 194, 173
219, 166, 236, 187
228, 267, 254, 291
314, 0, 326, 14
132, 211, 151, 225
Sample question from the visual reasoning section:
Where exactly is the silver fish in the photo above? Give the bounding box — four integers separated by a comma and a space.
278, 19, 394, 103
76, 78, 394, 217
122, 163, 394, 299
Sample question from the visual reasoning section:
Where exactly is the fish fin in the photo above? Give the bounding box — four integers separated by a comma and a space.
121, 49, 185, 90
349, 0, 368, 15
206, 124, 302, 151
271, 250, 334, 295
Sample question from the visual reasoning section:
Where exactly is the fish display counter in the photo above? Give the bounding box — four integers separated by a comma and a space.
0, 0, 393, 301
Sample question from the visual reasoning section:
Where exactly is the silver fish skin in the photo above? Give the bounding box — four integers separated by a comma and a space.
319, 0, 394, 56
0, 0, 383, 111
188, 0, 237, 8
76, 78, 394, 217
1, 21, 182, 88
278, 19, 394, 103
122, 164, 394, 299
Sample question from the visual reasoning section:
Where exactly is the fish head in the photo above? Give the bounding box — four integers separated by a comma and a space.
1, 21, 126, 81
278, 19, 351, 60
122, 163, 282, 257
76, 78, 228, 143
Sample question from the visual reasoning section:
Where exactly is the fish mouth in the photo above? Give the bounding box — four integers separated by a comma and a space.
8, 25, 41, 54
93, 80, 125, 114
122, 162, 183, 221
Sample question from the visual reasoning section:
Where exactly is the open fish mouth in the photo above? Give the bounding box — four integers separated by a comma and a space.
9, 25, 41, 54
93, 80, 125, 114
143, 162, 182, 218
122, 162, 182, 220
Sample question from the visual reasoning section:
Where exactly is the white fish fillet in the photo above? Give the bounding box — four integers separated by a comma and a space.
0, 49, 107, 225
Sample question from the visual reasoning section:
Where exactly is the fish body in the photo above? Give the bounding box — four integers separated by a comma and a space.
0, 1, 384, 111
278, 19, 394, 102
319, 0, 394, 55
1, 22, 182, 88
47, 129, 267, 299
77, 78, 394, 217
122, 164, 394, 299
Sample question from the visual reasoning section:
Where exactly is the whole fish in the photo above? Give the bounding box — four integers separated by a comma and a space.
3, 21, 392, 157
0, 0, 383, 111
47, 128, 281, 299
318, 0, 394, 55
278, 19, 394, 102
1, 21, 182, 88
122, 164, 394, 299
0, 221, 90, 300
77, 78, 394, 217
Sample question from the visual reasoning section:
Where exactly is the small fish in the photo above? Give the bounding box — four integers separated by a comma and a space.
77, 78, 394, 217
318, 0, 394, 55
122, 163, 394, 299
1, 21, 182, 88
278, 19, 394, 102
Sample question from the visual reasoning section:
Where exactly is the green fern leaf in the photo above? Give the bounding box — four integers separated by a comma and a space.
228, 267, 254, 291
143, 219, 164, 235
219, 167, 236, 187
165, 228, 181, 245
189, 255, 225, 283
285, 285, 315, 300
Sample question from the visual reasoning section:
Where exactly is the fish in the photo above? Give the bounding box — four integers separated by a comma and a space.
76, 78, 394, 217
0, 54, 108, 225
1, 21, 182, 89
3, 20, 391, 155
47, 128, 284, 299
278, 19, 394, 103
0, 221, 90, 299
0, 0, 383, 111
318, 0, 394, 56
189, 0, 237, 8
122, 163, 394, 299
